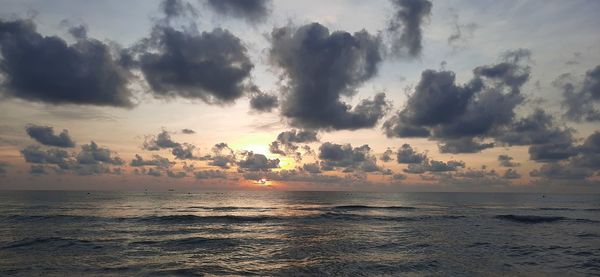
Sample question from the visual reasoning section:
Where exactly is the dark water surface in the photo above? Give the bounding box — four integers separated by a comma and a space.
0, 191, 599, 276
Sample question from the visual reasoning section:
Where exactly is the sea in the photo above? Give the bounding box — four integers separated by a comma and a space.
0, 191, 598, 276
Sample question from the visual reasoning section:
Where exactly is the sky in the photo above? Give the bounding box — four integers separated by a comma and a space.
0, 0, 599, 192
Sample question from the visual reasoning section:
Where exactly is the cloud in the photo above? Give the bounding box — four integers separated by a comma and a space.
194, 169, 227, 179
495, 109, 574, 147
21, 146, 70, 167
76, 141, 124, 165
25, 124, 75, 148
498, 154, 520, 167
302, 162, 321, 174
447, 11, 477, 49
560, 65, 600, 121
269, 23, 390, 130
438, 137, 494, 154
0, 19, 132, 107
403, 159, 465, 174
530, 163, 592, 180
269, 129, 318, 160
250, 91, 278, 112
396, 144, 426, 164
237, 152, 279, 171
167, 170, 187, 178
29, 165, 46, 175
0, 161, 8, 175
181, 128, 195, 134
383, 51, 531, 153
20, 141, 124, 176
130, 154, 173, 169
205, 0, 271, 23
318, 142, 381, 172
142, 130, 206, 160
387, 0, 432, 57
502, 168, 521, 179
529, 132, 600, 181
380, 148, 394, 162
209, 142, 236, 168
161, 0, 197, 20
454, 168, 498, 179
143, 130, 180, 150
146, 167, 162, 177
137, 25, 253, 104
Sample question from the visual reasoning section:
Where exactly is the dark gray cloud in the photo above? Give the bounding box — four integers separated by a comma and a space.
502, 168, 521, 179
529, 132, 600, 181
396, 143, 426, 164
21, 146, 70, 167
161, 0, 197, 20
237, 152, 279, 171
319, 142, 371, 169
209, 142, 235, 168
403, 159, 465, 174
277, 129, 318, 144
530, 163, 592, 180
138, 25, 253, 104
0, 161, 8, 175
181, 128, 195, 134
167, 170, 187, 178
25, 124, 75, 148
130, 154, 172, 169
146, 167, 162, 177
495, 109, 574, 147
143, 131, 179, 150
269, 129, 318, 160
194, 169, 227, 179
318, 142, 383, 173
0, 19, 132, 107
498, 154, 520, 167
250, 91, 278, 112
205, 0, 271, 23
438, 138, 494, 154
76, 141, 123, 165
210, 155, 236, 169
528, 142, 578, 162
380, 148, 394, 162
392, 173, 407, 180
454, 168, 498, 179
384, 52, 531, 153
387, 0, 432, 57
560, 65, 600, 121
571, 131, 600, 170
270, 23, 389, 130
302, 162, 321, 174
143, 130, 206, 160
20, 141, 124, 175
29, 165, 46, 175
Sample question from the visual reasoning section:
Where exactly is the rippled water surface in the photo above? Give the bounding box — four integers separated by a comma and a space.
0, 191, 599, 276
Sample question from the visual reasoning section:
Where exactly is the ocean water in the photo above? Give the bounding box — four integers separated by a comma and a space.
0, 191, 599, 276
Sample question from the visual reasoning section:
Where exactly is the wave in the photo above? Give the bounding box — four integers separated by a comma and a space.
187, 206, 277, 211
129, 237, 238, 249
495, 214, 599, 224
135, 214, 273, 223
538, 207, 575, 211
495, 214, 566, 223
1, 214, 102, 223
332, 205, 417, 210
321, 212, 464, 222
1, 237, 99, 250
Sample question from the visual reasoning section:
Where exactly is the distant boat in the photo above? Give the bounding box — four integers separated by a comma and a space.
168, 189, 175, 192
